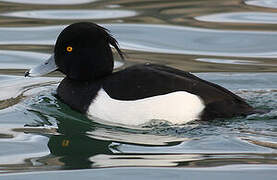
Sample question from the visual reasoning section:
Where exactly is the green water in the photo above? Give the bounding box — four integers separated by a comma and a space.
0, 0, 277, 179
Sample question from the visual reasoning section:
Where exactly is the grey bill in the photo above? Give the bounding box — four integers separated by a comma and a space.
25, 54, 57, 77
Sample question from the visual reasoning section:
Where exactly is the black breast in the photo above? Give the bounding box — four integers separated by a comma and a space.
57, 77, 101, 113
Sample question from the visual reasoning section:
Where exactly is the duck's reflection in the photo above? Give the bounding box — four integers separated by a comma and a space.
45, 121, 185, 169
42, 101, 114, 169
47, 134, 112, 169
48, 135, 112, 156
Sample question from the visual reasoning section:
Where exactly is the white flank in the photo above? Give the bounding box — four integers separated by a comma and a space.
87, 88, 205, 126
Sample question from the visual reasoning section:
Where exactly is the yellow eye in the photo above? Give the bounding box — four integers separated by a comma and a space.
66, 46, 73, 52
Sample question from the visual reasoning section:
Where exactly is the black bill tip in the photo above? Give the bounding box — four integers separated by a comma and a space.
24, 70, 30, 77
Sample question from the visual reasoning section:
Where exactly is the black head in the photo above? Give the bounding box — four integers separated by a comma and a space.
54, 22, 124, 81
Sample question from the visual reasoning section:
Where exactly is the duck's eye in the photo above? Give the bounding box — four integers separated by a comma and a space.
66, 46, 73, 52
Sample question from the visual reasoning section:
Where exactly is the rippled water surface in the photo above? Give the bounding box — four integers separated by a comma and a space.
0, 0, 277, 179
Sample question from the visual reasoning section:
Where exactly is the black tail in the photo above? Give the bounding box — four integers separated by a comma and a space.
250, 108, 270, 114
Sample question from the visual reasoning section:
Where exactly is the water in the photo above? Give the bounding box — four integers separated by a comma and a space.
0, 0, 277, 179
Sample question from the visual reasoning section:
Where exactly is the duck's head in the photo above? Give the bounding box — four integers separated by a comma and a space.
25, 22, 124, 81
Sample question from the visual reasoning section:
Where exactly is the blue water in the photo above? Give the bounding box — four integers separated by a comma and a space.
0, 0, 277, 179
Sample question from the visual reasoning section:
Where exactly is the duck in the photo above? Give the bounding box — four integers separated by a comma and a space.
25, 22, 255, 126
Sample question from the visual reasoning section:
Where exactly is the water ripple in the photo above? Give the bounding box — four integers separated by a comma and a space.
0, 24, 276, 58
195, 12, 277, 24
196, 58, 259, 65
0, 0, 97, 5
0, 50, 49, 69
3, 10, 137, 20
107, 24, 277, 58
245, 0, 277, 9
